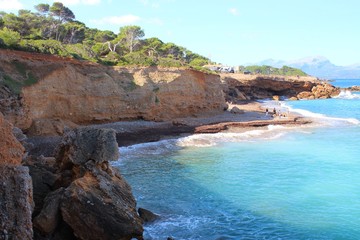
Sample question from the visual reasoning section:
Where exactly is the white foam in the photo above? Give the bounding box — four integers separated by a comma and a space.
334, 90, 360, 100
286, 104, 360, 126
176, 125, 295, 147
116, 139, 180, 162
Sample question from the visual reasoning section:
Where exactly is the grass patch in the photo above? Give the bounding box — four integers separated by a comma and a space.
3, 75, 22, 94
1, 62, 38, 94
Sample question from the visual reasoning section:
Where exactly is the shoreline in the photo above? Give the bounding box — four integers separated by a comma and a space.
25, 101, 312, 157
95, 101, 312, 146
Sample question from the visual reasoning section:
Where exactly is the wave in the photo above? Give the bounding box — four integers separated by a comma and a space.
114, 125, 300, 161
334, 90, 360, 99
114, 139, 180, 163
286, 104, 360, 126
176, 125, 293, 147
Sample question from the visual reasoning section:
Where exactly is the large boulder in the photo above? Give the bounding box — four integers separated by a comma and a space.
56, 127, 120, 169
312, 83, 340, 98
60, 164, 143, 240
47, 127, 144, 239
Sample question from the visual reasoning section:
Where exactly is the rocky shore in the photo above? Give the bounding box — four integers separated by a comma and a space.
0, 49, 341, 239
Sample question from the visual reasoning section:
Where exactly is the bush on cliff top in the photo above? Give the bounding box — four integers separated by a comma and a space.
0, 3, 211, 69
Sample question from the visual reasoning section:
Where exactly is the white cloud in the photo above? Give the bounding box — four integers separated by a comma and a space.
90, 14, 141, 25
0, 0, 23, 10
229, 8, 239, 16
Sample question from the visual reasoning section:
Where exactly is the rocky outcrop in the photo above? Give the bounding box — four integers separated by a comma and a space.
30, 127, 143, 239
0, 166, 34, 240
344, 86, 360, 91
0, 112, 25, 165
222, 74, 340, 101
0, 49, 226, 133
0, 112, 33, 240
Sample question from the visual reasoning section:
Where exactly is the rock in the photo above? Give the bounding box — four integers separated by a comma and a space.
33, 188, 64, 235
230, 106, 244, 114
138, 208, 160, 223
312, 83, 340, 98
56, 127, 120, 169
24, 156, 59, 216
0, 112, 25, 165
288, 97, 298, 101
0, 165, 34, 240
52, 127, 144, 239
345, 86, 360, 91
26, 118, 78, 137
272, 95, 280, 101
297, 91, 314, 100
12, 126, 27, 142
60, 166, 143, 240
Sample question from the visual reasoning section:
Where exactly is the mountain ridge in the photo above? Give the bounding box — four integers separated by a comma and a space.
252, 56, 360, 79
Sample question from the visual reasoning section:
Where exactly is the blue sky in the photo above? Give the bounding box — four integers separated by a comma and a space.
1, 0, 360, 66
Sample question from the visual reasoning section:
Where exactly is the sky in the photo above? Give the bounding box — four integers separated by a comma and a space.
1, 0, 360, 66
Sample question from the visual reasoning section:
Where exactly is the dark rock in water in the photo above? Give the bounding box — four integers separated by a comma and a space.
0, 166, 34, 240
56, 127, 120, 169
138, 208, 160, 223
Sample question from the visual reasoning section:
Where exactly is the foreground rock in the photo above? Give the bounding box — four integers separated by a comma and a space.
31, 127, 143, 239
0, 112, 33, 240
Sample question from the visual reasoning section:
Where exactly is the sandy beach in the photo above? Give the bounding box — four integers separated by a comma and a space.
25, 100, 312, 157
89, 100, 311, 146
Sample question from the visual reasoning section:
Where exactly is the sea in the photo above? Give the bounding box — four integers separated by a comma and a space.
113, 79, 360, 240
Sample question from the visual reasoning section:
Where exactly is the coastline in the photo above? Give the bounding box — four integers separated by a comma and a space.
92, 101, 312, 146
25, 100, 312, 157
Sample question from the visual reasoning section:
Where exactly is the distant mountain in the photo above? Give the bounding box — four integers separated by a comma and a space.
254, 56, 360, 79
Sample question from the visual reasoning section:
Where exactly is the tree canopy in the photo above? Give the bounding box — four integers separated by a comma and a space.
0, 2, 210, 68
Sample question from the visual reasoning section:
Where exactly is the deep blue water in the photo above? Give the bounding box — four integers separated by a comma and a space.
114, 79, 360, 240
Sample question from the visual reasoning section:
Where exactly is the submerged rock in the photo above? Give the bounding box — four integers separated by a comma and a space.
138, 208, 160, 223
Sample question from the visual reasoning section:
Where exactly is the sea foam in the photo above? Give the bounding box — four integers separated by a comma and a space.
334, 90, 360, 100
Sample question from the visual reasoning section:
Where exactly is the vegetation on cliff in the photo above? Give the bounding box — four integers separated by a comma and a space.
0, 2, 210, 68
241, 65, 308, 76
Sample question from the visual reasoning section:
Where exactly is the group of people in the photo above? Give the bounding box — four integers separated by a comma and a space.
265, 108, 288, 118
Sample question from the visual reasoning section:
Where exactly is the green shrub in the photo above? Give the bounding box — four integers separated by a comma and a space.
0, 27, 21, 47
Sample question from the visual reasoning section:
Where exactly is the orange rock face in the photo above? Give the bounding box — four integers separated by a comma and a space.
0, 112, 25, 165
0, 49, 226, 130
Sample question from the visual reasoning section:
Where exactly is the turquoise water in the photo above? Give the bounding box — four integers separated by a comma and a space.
113, 79, 360, 239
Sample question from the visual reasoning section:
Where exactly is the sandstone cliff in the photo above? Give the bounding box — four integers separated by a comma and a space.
0, 49, 340, 138
221, 73, 340, 101
0, 49, 226, 132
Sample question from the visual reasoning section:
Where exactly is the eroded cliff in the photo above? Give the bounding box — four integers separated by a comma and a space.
0, 49, 226, 132
0, 49, 340, 137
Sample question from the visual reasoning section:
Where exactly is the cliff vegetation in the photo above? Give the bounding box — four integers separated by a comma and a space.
0, 2, 210, 69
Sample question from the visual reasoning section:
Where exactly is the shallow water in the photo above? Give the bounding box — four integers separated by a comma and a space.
114, 79, 360, 239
